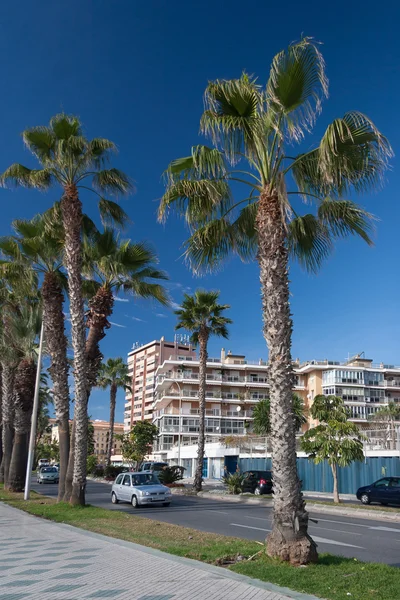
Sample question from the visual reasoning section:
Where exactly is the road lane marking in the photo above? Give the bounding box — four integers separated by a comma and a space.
369, 526, 400, 533
230, 524, 364, 549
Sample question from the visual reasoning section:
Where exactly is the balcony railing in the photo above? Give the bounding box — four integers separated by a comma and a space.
384, 380, 400, 387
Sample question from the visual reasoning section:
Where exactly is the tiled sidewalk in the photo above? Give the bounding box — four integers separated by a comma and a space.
0, 502, 318, 600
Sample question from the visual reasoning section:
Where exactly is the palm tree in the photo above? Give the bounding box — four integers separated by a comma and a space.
0, 215, 71, 500
83, 228, 169, 390
158, 39, 391, 563
7, 304, 42, 492
370, 402, 400, 450
175, 290, 231, 491
1, 114, 132, 506
97, 358, 131, 466
253, 394, 307, 435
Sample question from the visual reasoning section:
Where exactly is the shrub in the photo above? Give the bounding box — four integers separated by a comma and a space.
93, 464, 105, 477
158, 465, 185, 484
87, 454, 97, 474
223, 468, 244, 494
104, 465, 126, 480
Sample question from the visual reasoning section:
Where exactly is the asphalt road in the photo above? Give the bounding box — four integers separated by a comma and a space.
31, 478, 400, 566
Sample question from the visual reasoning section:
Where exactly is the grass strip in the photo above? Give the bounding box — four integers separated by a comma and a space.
1, 486, 399, 600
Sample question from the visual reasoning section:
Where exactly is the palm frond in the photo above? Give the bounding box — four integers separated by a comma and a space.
159, 179, 231, 225
49, 113, 82, 139
98, 198, 130, 228
318, 199, 375, 245
0, 164, 52, 189
92, 168, 132, 195
288, 214, 332, 272
22, 127, 56, 161
167, 145, 227, 184
201, 74, 263, 163
266, 37, 328, 140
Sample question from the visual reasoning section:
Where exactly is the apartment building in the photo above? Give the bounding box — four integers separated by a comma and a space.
152, 347, 306, 459
297, 354, 400, 426
124, 337, 196, 430
50, 419, 124, 464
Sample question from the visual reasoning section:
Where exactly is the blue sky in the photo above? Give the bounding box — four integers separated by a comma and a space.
1, 1, 399, 422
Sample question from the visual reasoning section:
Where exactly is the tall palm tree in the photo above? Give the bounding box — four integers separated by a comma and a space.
0, 215, 71, 500
253, 394, 307, 435
1, 113, 132, 506
7, 304, 41, 492
97, 358, 131, 466
175, 290, 231, 491
83, 228, 169, 391
158, 39, 391, 562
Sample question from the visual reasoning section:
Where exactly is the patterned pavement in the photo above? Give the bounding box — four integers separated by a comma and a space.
0, 502, 317, 600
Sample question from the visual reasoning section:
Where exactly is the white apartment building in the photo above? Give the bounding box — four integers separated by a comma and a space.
125, 340, 400, 475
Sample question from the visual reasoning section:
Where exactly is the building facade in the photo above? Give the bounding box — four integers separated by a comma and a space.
50, 419, 124, 464
124, 337, 196, 430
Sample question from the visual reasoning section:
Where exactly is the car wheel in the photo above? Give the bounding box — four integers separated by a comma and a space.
254, 487, 261, 496
360, 493, 370, 505
38, 480, 42, 484
111, 492, 119, 505
163, 502, 170, 507
131, 495, 139, 508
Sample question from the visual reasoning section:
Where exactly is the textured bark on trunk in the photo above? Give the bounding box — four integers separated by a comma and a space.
61, 184, 88, 506
0, 365, 3, 476
1, 365, 15, 489
256, 187, 317, 565
42, 271, 70, 502
193, 331, 208, 492
86, 286, 114, 391
331, 463, 340, 504
106, 383, 117, 466
63, 419, 75, 502
8, 358, 36, 492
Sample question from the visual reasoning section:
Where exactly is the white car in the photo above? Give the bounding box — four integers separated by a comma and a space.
111, 472, 172, 508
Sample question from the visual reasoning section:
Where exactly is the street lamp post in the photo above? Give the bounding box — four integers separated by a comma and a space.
24, 321, 44, 501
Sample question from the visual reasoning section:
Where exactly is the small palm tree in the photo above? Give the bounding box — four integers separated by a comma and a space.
83, 229, 169, 390
97, 358, 131, 466
253, 394, 306, 436
175, 290, 232, 491
159, 39, 391, 562
370, 402, 400, 450
0, 215, 71, 501
1, 113, 132, 506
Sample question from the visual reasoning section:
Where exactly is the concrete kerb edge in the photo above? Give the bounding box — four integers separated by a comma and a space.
199, 492, 400, 522
0, 501, 322, 600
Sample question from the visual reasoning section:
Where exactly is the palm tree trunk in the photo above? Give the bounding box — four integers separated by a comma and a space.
0, 365, 3, 481
1, 365, 15, 488
331, 463, 340, 503
85, 286, 114, 390
106, 383, 117, 466
61, 183, 88, 506
8, 358, 36, 492
256, 187, 317, 565
63, 419, 75, 502
42, 271, 70, 502
193, 331, 208, 492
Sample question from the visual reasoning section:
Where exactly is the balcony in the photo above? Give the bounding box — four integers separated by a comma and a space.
384, 380, 400, 388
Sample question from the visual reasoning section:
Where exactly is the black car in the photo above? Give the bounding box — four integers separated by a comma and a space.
242, 470, 273, 495
356, 477, 400, 506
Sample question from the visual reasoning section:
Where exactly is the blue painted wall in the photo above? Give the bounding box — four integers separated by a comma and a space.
239, 456, 400, 494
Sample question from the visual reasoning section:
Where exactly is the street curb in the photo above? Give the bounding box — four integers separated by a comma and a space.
199, 491, 273, 504
305, 502, 400, 523
0, 501, 323, 600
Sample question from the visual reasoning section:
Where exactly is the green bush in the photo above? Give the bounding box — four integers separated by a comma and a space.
104, 465, 126, 480
158, 465, 185, 484
223, 468, 244, 494
93, 464, 105, 477
87, 455, 98, 474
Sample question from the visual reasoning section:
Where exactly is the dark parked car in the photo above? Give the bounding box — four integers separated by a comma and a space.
356, 477, 400, 506
139, 461, 168, 473
242, 470, 273, 495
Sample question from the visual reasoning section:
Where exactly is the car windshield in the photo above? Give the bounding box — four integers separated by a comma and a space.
259, 472, 272, 479
41, 467, 57, 473
132, 474, 160, 486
